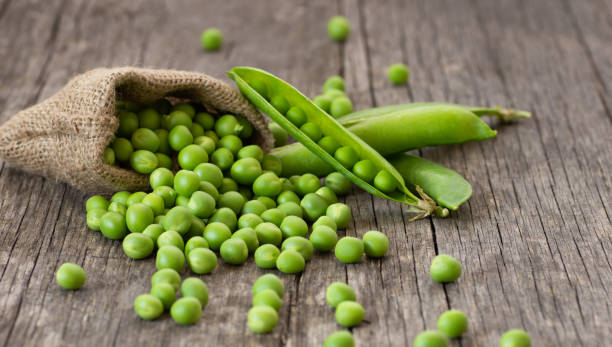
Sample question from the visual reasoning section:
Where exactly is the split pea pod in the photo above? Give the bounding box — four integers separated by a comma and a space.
228, 67, 447, 219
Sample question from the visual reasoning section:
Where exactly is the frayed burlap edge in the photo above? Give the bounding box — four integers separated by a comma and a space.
0, 67, 273, 195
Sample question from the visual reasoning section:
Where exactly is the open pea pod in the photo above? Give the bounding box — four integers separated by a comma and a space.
228, 67, 447, 219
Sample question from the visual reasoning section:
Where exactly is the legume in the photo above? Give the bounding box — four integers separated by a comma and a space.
430, 254, 462, 283
56, 263, 86, 290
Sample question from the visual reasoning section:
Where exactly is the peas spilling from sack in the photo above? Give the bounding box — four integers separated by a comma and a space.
59, 18, 532, 347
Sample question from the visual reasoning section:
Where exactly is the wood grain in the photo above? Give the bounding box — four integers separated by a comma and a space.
0, 0, 610, 346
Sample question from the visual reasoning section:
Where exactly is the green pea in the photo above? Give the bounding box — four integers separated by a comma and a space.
151, 268, 181, 291
300, 193, 329, 221
430, 254, 462, 283
168, 125, 193, 151
309, 225, 338, 252
269, 122, 288, 147
237, 144, 264, 162
285, 106, 307, 127
172, 103, 196, 118
187, 248, 218, 275
237, 116, 253, 138
230, 158, 263, 185
413, 331, 448, 347
171, 297, 202, 325
231, 228, 259, 254
154, 153, 172, 169
178, 144, 208, 170
149, 282, 176, 310
149, 168, 174, 190
252, 273, 284, 297
437, 309, 468, 338
216, 191, 244, 215
162, 206, 192, 235
86, 195, 109, 212
281, 236, 313, 261
318, 136, 341, 154
155, 129, 171, 154
201, 27, 223, 51
185, 216, 205, 239
334, 146, 359, 169
256, 196, 277, 209
131, 128, 160, 152
373, 170, 397, 193
86, 208, 106, 231
204, 130, 219, 144
324, 331, 354, 347
387, 63, 410, 85
362, 230, 389, 258
218, 135, 242, 155
187, 191, 216, 218
209, 207, 238, 231
326, 203, 351, 229
220, 238, 248, 265
157, 230, 185, 251
249, 80, 268, 99
103, 147, 115, 165
174, 170, 200, 197
325, 172, 352, 195
242, 200, 267, 216
134, 294, 164, 320
100, 211, 127, 240
156, 245, 185, 272
326, 282, 356, 308
270, 95, 291, 115
167, 110, 193, 129
238, 213, 264, 229
219, 177, 238, 194
334, 237, 363, 263
55, 262, 86, 290
330, 97, 353, 119
203, 222, 232, 251
130, 150, 158, 174
190, 123, 205, 138
324, 89, 346, 100
277, 201, 303, 218
255, 222, 282, 246
117, 110, 139, 137
280, 177, 295, 192
194, 162, 224, 188
253, 172, 282, 198
295, 173, 321, 196
276, 249, 305, 274
112, 138, 133, 162
142, 193, 165, 216
313, 95, 333, 113
126, 192, 147, 207
315, 186, 338, 204
194, 135, 216, 154
328, 16, 350, 41
248, 306, 278, 333
352, 159, 377, 182
142, 224, 164, 244
254, 244, 280, 269
300, 122, 322, 142
181, 277, 209, 307
215, 114, 242, 137
185, 236, 209, 256
122, 233, 154, 259
199, 181, 219, 201
279, 215, 308, 239
500, 329, 531, 347
277, 191, 300, 205
194, 112, 215, 130
262, 154, 283, 176
211, 147, 234, 170
335, 301, 364, 327
322, 75, 345, 93
252, 289, 282, 313
153, 186, 176, 208
261, 208, 286, 227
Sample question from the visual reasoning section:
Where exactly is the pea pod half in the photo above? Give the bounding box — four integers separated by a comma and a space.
228, 67, 447, 220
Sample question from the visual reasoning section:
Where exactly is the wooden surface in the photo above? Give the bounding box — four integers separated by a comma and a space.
0, 0, 611, 346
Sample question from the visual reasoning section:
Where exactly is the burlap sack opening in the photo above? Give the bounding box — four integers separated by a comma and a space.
0, 67, 273, 195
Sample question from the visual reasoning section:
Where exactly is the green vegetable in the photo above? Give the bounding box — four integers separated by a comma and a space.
151, 268, 181, 291
362, 230, 389, 258
216, 114, 243, 137
134, 294, 164, 320
170, 297, 202, 325
277, 201, 303, 218
126, 192, 147, 207
231, 228, 260, 253
281, 236, 313, 261
252, 289, 282, 311
112, 138, 133, 162
86, 208, 106, 231
178, 144, 208, 170
269, 122, 288, 147
155, 245, 185, 272
194, 163, 224, 188
437, 309, 468, 338
142, 193, 165, 216
315, 186, 338, 204
168, 125, 193, 151
194, 135, 216, 154
162, 206, 192, 235
185, 236, 209, 256
125, 203, 154, 233
309, 225, 338, 252
276, 249, 305, 274
187, 248, 218, 274
280, 215, 308, 238
247, 306, 278, 333
100, 211, 127, 240
219, 134, 243, 154
55, 262, 86, 290
330, 97, 353, 118
203, 222, 232, 251
277, 191, 300, 205
122, 233, 154, 259
322, 76, 345, 93
181, 277, 209, 307
173, 170, 200, 197
150, 282, 176, 309
188, 191, 216, 218
220, 238, 249, 265
327, 16, 350, 41
252, 273, 284, 298
430, 254, 462, 283
387, 63, 410, 85
218, 191, 247, 215
262, 154, 283, 176
130, 150, 158, 174
335, 301, 364, 327
324, 331, 354, 347
111, 191, 131, 205
325, 172, 352, 195
201, 28, 223, 51
117, 110, 139, 137
413, 330, 448, 347
242, 200, 267, 216
261, 208, 286, 227
254, 244, 280, 269
334, 237, 363, 263
131, 128, 160, 152
238, 213, 264, 229
300, 193, 329, 221
326, 282, 356, 308
313, 215, 337, 231
295, 173, 321, 196
211, 147, 234, 170
252, 172, 282, 198
325, 203, 351, 229
255, 222, 282, 246
237, 144, 264, 162
157, 230, 185, 251
230, 158, 263, 186
286, 106, 307, 127
86, 195, 109, 212
209, 207, 238, 231
499, 329, 531, 347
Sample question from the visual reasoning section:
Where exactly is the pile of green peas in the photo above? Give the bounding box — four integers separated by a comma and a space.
248, 274, 284, 333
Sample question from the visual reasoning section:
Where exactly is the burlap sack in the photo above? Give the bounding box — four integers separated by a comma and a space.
0, 67, 273, 195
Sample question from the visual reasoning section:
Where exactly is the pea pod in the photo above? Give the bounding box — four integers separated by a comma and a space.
228, 67, 446, 219
339, 102, 531, 127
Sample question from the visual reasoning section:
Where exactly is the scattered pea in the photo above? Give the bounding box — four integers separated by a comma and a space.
326, 203, 351, 229
252, 273, 284, 298
220, 238, 249, 265
430, 254, 462, 283
155, 245, 185, 272
295, 173, 321, 196
150, 282, 176, 310
247, 306, 278, 333
326, 282, 356, 308
170, 297, 202, 325
437, 309, 468, 338
322, 76, 345, 93
335, 301, 364, 327
55, 263, 86, 290
151, 268, 181, 291
252, 289, 282, 311
309, 225, 338, 252
362, 230, 389, 258
187, 248, 218, 275
276, 249, 305, 274
280, 215, 308, 238
324, 331, 354, 347
122, 233, 154, 259
254, 244, 281, 269
181, 277, 209, 307
201, 28, 223, 51
334, 237, 363, 263
328, 16, 350, 42
134, 294, 164, 320
499, 329, 531, 347
281, 236, 314, 261
387, 63, 410, 85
